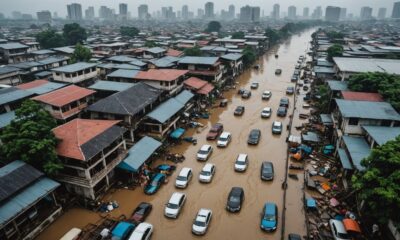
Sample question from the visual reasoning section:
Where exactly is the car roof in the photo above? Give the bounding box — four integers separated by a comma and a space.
179, 167, 192, 176
264, 202, 277, 214
198, 208, 211, 216
200, 144, 211, 150
170, 192, 185, 203
263, 107, 271, 111
153, 173, 165, 180
263, 90, 271, 93
135, 222, 152, 232
220, 131, 231, 137
237, 153, 248, 161
203, 163, 214, 171
273, 121, 282, 126
231, 187, 243, 194
280, 97, 289, 101
263, 161, 273, 167
330, 219, 347, 233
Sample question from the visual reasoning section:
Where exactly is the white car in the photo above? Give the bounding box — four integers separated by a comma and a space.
250, 82, 259, 89
262, 91, 272, 100
175, 167, 193, 188
234, 154, 248, 172
199, 163, 215, 183
272, 121, 283, 134
329, 219, 351, 240
197, 144, 213, 161
261, 107, 272, 118
165, 192, 187, 218
217, 132, 231, 147
192, 208, 213, 235
128, 222, 153, 240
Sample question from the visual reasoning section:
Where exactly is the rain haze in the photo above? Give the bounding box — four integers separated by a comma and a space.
0, 0, 397, 17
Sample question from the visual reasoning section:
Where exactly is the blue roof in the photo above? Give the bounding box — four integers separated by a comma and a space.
264, 202, 276, 214
221, 53, 243, 61
335, 99, 400, 121
146, 98, 183, 123
53, 46, 74, 54
362, 126, 400, 146
337, 148, 354, 170
179, 56, 219, 65
0, 42, 28, 50
118, 136, 162, 173
306, 198, 317, 208
0, 111, 16, 129
0, 87, 34, 105
52, 62, 97, 73
327, 80, 348, 91
129, 59, 147, 67
149, 56, 180, 68
89, 80, 135, 92
0, 66, 20, 75
314, 66, 335, 74
38, 56, 69, 65
170, 128, 185, 139
111, 221, 135, 238
26, 82, 66, 95
107, 69, 139, 79
0, 177, 60, 225
34, 71, 52, 78
107, 55, 137, 63
342, 136, 371, 171
146, 47, 166, 54
175, 90, 194, 105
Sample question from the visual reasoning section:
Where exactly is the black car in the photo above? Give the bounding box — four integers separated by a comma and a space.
130, 202, 153, 223
226, 187, 244, 212
247, 129, 261, 145
234, 106, 245, 116
261, 161, 274, 181
279, 97, 289, 108
286, 86, 295, 95
291, 75, 298, 82
242, 90, 251, 99
288, 233, 302, 240
277, 106, 287, 117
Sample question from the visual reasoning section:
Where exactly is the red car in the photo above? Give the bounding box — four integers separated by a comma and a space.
130, 202, 153, 223
206, 123, 224, 140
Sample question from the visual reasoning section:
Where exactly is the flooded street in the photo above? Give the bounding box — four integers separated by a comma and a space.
37, 28, 315, 240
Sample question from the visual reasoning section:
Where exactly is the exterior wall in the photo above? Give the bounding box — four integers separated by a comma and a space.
40, 95, 93, 120
0, 72, 20, 85
0, 48, 28, 64
52, 67, 98, 84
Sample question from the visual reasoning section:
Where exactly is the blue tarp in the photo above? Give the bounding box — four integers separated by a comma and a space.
112, 221, 135, 238
118, 136, 162, 173
306, 198, 317, 209
170, 128, 185, 139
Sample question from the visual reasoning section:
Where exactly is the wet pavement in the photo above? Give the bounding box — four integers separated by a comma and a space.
37, 28, 315, 240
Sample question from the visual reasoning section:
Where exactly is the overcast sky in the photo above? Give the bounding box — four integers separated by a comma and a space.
0, 0, 397, 17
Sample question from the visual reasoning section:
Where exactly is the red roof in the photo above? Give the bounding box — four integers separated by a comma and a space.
166, 48, 183, 57
32, 85, 96, 107
134, 69, 189, 82
341, 91, 384, 102
17, 80, 49, 90
184, 77, 208, 90
197, 83, 215, 95
53, 119, 120, 161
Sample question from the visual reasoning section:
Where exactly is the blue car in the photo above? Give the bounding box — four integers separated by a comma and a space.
261, 202, 278, 232
144, 173, 166, 195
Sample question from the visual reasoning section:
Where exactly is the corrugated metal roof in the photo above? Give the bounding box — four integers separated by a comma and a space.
107, 55, 137, 63
342, 136, 370, 171
362, 126, 400, 146
314, 66, 335, 74
333, 57, 400, 75
0, 42, 28, 50
178, 56, 219, 65
337, 148, 354, 170
52, 62, 97, 73
38, 56, 69, 65
31, 49, 56, 55
23, 82, 66, 95
221, 53, 243, 61
107, 69, 139, 79
174, 90, 194, 105
146, 98, 184, 123
335, 99, 400, 121
149, 56, 180, 68
320, 114, 333, 125
53, 46, 74, 54
0, 66, 20, 75
118, 136, 162, 172
89, 80, 135, 92
327, 80, 348, 91
0, 87, 34, 106
146, 47, 166, 54
0, 111, 16, 129
32, 85, 95, 107
0, 177, 60, 225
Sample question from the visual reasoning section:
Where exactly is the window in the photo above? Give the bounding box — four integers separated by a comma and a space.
381, 120, 391, 127
160, 81, 164, 86
348, 118, 359, 126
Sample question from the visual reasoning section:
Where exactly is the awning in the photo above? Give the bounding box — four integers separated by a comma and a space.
320, 114, 333, 126
197, 83, 215, 95
170, 128, 185, 139
302, 132, 319, 142
343, 219, 362, 233
337, 148, 354, 170
118, 136, 162, 173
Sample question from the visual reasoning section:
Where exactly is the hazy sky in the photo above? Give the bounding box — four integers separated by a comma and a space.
0, 0, 397, 17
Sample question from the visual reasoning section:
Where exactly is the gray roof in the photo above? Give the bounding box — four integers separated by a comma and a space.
52, 62, 97, 73
362, 126, 400, 146
0, 42, 28, 50
221, 53, 243, 61
178, 56, 219, 65
0, 111, 16, 129
87, 82, 162, 116
320, 114, 333, 125
327, 80, 349, 91
335, 99, 400, 121
52, 46, 75, 54
34, 71, 52, 78
302, 132, 319, 142
97, 63, 140, 70
10, 61, 43, 70
107, 69, 139, 79
149, 56, 180, 68
0, 66, 20, 75
26, 82, 66, 95
31, 49, 56, 55
337, 148, 354, 170
89, 80, 135, 92
38, 56, 69, 65
106, 55, 137, 63
128, 59, 147, 67
0, 87, 34, 105
342, 136, 370, 171
333, 57, 400, 75
314, 66, 335, 74
145, 47, 166, 54
174, 90, 194, 105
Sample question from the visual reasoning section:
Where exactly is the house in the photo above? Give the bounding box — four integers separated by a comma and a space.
183, 77, 215, 97
88, 80, 135, 99
220, 53, 244, 79
0, 66, 21, 85
16, 79, 66, 95
313, 66, 335, 79
132, 69, 189, 95
0, 43, 29, 64
340, 91, 384, 102
51, 62, 98, 86
144, 47, 167, 58
244, 35, 268, 49
166, 48, 183, 57
178, 56, 224, 85
0, 87, 34, 114
53, 119, 127, 200
105, 56, 147, 69
107, 69, 140, 82
97, 63, 141, 77
362, 125, 400, 148
38, 56, 69, 70
200, 46, 228, 56
0, 161, 61, 240
30, 49, 56, 60
87, 83, 163, 142
148, 56, 180, 69
326, 80, 349, 111
32, 85, 96, 121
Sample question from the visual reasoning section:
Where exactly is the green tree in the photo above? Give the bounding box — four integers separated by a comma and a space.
120, 26, 139, 37
231, 31, 245, 39
352, 136, 400, 224
264, 28, 282, 44
63, 23, 87, 45
144, 41, 157, 48
205, 21, 222, 33
70, 43, 92, 63
242, 46, 257, 66
36, 29, 66, 49
183, 46, 202, 56
327, 44, 343, 61
326, 31, 344, 39
0, 100, 62, 175
316, 85, 330, 113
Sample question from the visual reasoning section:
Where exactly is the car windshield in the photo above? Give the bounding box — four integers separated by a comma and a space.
210, 128, 218, 132
229, 196, 240, 202
265, 214, 276, 221
176, 176, 187, 181
167, 203, 179, 209
200, 170, 211, 176
136, 207, 145, 214
198, 150, 209, 155
219, 136, 228, 141
194, 220, 206, 227
236, 160, 246, 165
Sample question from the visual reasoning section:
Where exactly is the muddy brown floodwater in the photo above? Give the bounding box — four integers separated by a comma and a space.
36, 29, 315, 240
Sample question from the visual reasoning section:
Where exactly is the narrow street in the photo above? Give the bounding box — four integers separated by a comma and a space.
37, 28, 315, 240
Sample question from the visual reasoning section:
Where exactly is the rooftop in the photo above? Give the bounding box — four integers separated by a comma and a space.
221, 53, 243, 61
0, 111, 16, 129
341, 91, 384, 102
89, 80, 135, 92
327, 80, 349, 91
16, 80, 66, 95
342, 135, 370, 171
32, 85, 95, 107
335, 99, 400, 121
52, 62, 97, 73
134, 69, 188, 82
333, 57, 400, 75
178, 56, 219, 65
0, 87, 34, 106
362, 125, 400, 146
107, 69, 139, 79
0, 42, 29, 50
145, 47, 167, 54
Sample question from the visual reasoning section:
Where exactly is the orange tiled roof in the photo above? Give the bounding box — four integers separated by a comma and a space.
16, 80, 49, 90
32, 85, 96, 107
184, 77, 208, 90
197, 83, 214, 95
53, 119, 120, 161
341, 91, 384, 102
166, 48, 183, 57
134, 69, 188, 82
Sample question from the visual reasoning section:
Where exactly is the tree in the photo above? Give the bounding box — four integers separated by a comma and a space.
326, 31, 344, 40
206, 21, 222, 33
36, 29, 66, 49
352, 136, 400, 225
70, 43, 92, 63
63, 23, 87, 45
120, 26, 139, 37
231, 31, 245, 39
183, 46, 202, 56
327, 44, 343, 62
242, 46, 257, 66
264, 28, 282, 44
144, 41, 157, 48
0, 100, 62, 175
316, 85, 330, 113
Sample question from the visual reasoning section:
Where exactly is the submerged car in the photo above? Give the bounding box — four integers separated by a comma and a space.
242, 90, 252, 99
286, 86, 295, 95
277, 106, 287, 117
128, 222, 153, 240
192, 208, 213, 235
234, 154, 249, 172
197, 144, 213, 161
250, 82, 259, 89
272, 121, 282, 134
217, 132, 232, 147
130, 202, 152, 223
226, 187, 244, 212
260, 202, 278, 232
247, 129, 261, 145
206, 123, 224, 140
164, 192, 187, 218
199, 163, 216, 183
261, 107, 272, 118
261, 161, 274, 181
279, 97, 289, 107
175, 167, 193, 189
262, 90, 272, 100
144, 173, 166, 195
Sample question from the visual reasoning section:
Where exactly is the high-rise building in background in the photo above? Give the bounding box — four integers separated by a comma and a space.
303, 7, 309, 18
229, 5, 235, 19
378, 8, 387, 19
205, 2, 214, 19
392, 2, 400, 18
99, 6, 113, 20
182, 5, 189, 19
22, 14, 33, 20
340, 8, 347, 20
240, 5, 260, 22
67, 3, 82, 21
138, 4, 149, 20
360, 6, 373, 20
12, 11, 22, 19
312, 6, 323, 19
325, 6, 341, 22
0, 13, 4, 19
85, 7, 95, 20
37, 10, 52, 22
197, 9, 204, 18
272, 4, 280, 19
288, 6, 296, 20
119, 3, 128, 18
